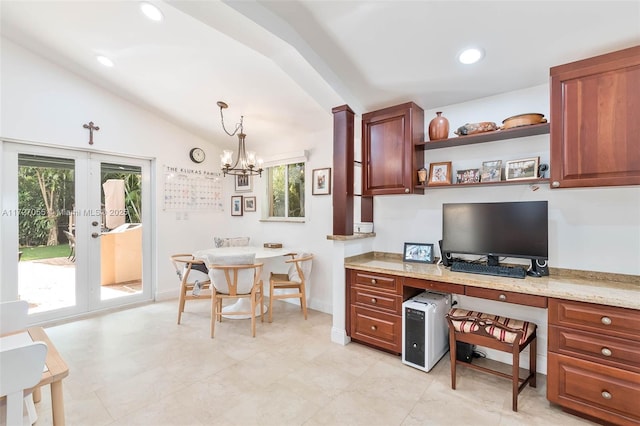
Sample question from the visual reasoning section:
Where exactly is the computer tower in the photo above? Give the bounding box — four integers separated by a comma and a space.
402, 292, 451, 372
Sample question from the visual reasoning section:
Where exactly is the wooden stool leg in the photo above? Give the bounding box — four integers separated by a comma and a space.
530, 336, 537, 388
448, 327, 457, 390
512, 343, 520, 412
177, 283, 187, 324
268, 281, 274, 323
300, 283, 308, 320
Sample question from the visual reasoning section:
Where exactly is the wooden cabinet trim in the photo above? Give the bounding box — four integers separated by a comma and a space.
466, 286, 548, 308
403, 277, 464, 295
350, 287, 402, 314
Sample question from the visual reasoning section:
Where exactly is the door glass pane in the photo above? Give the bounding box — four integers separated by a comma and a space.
17, 154, 76, 313
99, 162, 143, 301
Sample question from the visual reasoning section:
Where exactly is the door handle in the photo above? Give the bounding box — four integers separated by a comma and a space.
91, 232, 101, 238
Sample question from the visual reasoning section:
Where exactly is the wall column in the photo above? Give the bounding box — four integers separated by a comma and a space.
332, 105, 354, 236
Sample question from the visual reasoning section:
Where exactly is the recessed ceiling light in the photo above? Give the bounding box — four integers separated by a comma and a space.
96, 55, 114, 67
458, 48, 484, 65
140, 2, 164, 22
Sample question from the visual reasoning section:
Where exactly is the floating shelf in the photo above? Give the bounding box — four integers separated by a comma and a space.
416, 123, 550, 150
416, 178, 550, 190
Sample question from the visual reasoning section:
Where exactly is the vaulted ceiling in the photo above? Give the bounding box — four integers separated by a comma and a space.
2, 1, 639, 152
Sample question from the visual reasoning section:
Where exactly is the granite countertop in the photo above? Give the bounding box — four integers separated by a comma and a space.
345, 253, 640, 310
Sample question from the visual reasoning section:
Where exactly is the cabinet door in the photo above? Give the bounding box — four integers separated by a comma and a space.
550, 46, 640, 188
362, 102, 424, 195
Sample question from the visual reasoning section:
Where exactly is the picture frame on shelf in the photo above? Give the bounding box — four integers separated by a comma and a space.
456, 168, 480, 184
403, 242, 435, 264
312, 168, 331, 195
235, 174, 252, 192
231, 195, 243, 216
481, 160, 502, 182
428, 161, 452, 185
505, 157, 540, 181
244, 196, 256, 212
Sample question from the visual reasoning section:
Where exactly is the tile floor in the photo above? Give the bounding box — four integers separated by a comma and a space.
29, 300, 596, 425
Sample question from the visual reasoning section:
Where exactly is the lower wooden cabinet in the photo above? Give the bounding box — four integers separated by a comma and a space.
548, 298, 640, 425
350, 305, 401, 353
547, 353, 640, 425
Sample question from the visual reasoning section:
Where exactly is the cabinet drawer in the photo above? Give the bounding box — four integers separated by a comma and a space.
352, 270, 400, 292
549, 299, 640, 340
549, 325, 640, 373
465, 286, 547, 308
548, 353, 640, 425
404, 277, 464, 295
350, 305, 401, 353
350, 287, 402, 314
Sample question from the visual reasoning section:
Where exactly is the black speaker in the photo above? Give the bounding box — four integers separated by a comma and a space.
529, 259, 549, 277
438, 239, 453, 267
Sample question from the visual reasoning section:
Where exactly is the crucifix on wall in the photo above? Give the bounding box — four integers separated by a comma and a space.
83, 121, 100, 145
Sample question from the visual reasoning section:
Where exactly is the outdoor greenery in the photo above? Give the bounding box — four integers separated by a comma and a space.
269, 162, 305, 218
20, 244, 70, 261
103, 172, 142, 223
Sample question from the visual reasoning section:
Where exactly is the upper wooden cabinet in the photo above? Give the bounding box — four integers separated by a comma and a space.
550, 45, 640, 188
362, 102, 424, 195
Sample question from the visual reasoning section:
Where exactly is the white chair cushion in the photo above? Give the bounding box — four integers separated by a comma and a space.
183, 268, 209, 283
208, 253, 256, 294
214, 237, 250, 248
287, 253, 312, 282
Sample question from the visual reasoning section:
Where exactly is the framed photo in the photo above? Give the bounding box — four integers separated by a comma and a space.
481, 160, 502, 182
403, 242, 435, 264
428, 161, 452, 185
456, 168, 480, 184
312, 168, 331, 195
244, 196, 256, 212
505, 157, 540, 181
231, 195, 243, 216
235, 174, 252, 192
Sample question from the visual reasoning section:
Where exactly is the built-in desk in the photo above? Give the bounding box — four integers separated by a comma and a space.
345, 252, 640, 425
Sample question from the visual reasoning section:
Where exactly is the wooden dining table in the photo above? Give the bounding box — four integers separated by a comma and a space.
24, 327, 69, 425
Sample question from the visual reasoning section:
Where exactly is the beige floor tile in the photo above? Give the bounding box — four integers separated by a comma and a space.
30, 300, 598, 426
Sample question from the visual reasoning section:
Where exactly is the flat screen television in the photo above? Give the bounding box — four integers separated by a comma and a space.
442, 201, 548, 266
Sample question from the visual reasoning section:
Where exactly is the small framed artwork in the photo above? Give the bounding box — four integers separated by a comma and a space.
428, 161, 452, 186
235, 174, 252, 192
481, 160, 502, 182
244, 196, 256, 212
505, 157, 540, 181
456, 168, 480, 184
231, 195, 243, 216
312, 168, 331, 195
403, 242, 435, 264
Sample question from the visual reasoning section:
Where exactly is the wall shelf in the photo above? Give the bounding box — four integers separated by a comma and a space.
416, 178, 549, 190
416, 123, 550, 150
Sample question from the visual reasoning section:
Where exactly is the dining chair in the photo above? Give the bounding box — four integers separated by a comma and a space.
170, 254, 212, 324
268, 253, 313, 322
0, 300, 41, 425
0, 341, 48, 426
208, 253, 264, 338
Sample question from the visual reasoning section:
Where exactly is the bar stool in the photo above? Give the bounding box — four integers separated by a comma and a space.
445, 307, 537, 411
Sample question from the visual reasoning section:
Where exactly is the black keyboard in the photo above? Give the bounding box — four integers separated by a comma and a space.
450, 261, 526, 279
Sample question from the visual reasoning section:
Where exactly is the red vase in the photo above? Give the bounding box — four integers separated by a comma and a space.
429, 111, 449, 141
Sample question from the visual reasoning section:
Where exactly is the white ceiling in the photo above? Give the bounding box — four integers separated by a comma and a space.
2, 1, 639, 153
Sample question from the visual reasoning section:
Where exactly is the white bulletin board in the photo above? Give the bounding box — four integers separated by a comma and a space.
163, 165, 223, 211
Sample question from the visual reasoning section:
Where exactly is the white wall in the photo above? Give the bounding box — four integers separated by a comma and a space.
0, 38, 336, 314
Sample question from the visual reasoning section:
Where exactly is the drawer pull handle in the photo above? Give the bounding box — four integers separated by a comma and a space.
601, 316, 612, 325
498, 294, 507, 301
601, 347, 612, 357
601, 391, 612, 400
371, 298, 377, 304
370, 325, 377, 331
371, 279, 377, 285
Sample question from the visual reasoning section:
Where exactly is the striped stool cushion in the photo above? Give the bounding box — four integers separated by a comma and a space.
448, 308, 536, 345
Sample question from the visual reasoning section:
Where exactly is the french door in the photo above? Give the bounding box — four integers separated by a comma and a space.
1, 143, 152, 324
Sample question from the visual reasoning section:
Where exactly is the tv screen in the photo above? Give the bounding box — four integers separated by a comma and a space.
442, 201, 548, 262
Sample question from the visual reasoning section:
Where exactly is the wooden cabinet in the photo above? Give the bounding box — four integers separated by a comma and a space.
465, 286, 547, 308
362, 102, 424, 195
548, 298, 640, 425
347, 269, 404, 353
550, 45, 640, 188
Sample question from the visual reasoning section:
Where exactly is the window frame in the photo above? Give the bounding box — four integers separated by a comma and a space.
260, 151, 308, 223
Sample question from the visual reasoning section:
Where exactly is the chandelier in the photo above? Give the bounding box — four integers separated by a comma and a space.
217, 101, 263, 177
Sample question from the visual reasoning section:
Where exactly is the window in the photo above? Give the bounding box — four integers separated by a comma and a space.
267, 162, 305, 218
